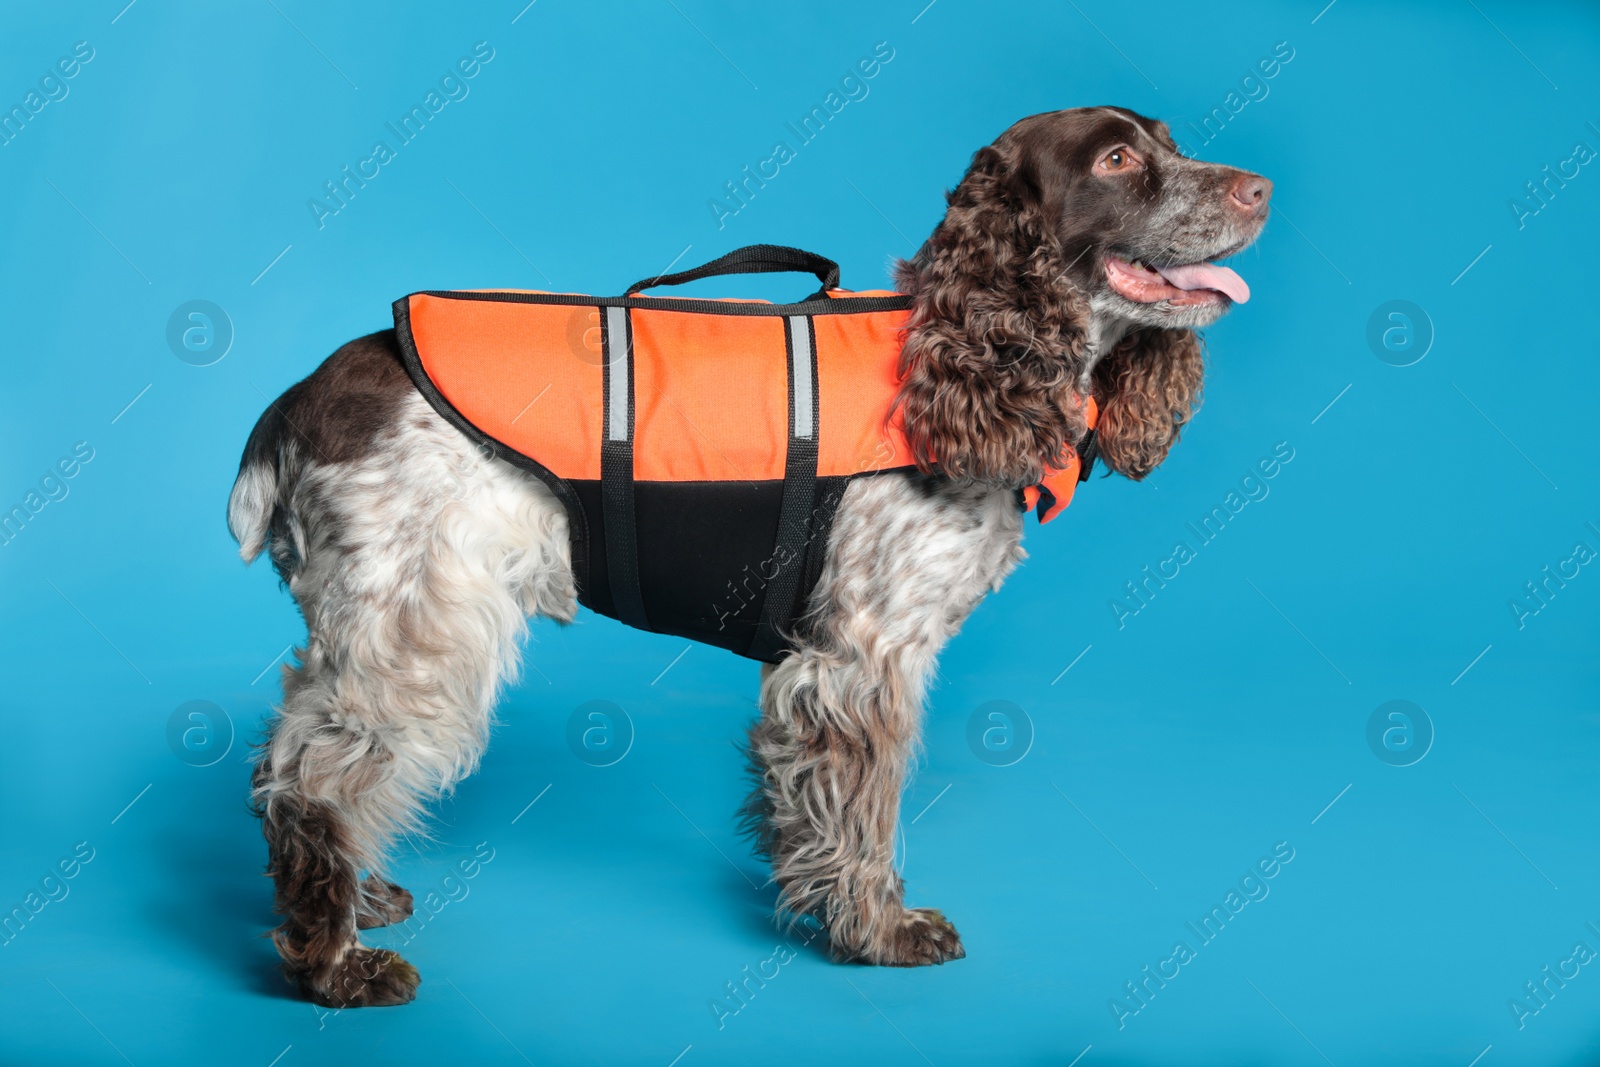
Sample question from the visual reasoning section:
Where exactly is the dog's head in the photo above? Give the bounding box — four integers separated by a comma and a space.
895, 106, 1271, 485
1010, 107, 1271, 331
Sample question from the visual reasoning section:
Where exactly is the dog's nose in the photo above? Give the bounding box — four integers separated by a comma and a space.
1230, 174, 1272, 214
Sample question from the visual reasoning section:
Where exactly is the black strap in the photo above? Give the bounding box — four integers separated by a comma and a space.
747, 315, 821, 661
626, 244, 840, 298
599, 306, 650, 632
1077, 428, 1098, 482
796, 479, 848, 623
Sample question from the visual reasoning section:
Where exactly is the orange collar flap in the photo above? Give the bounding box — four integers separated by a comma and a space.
1023, 396, 1100, 524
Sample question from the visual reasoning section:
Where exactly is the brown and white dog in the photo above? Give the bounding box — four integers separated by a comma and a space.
230, 106, 1270, 1007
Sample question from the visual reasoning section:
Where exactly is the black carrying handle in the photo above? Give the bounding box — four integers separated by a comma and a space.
625, 244, 840, 298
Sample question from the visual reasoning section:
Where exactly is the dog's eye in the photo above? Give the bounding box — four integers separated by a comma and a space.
1097, 147, 1142, 174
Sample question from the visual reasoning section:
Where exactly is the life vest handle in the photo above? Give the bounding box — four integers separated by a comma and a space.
624, 244, 841, 299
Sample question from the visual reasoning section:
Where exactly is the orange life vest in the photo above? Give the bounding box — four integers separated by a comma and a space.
395, 245, 1095, 662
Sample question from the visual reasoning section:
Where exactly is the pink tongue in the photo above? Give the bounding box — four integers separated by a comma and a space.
1156, 262, 1249, 304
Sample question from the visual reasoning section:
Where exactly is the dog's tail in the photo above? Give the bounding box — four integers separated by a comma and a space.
228, 393, 292, 566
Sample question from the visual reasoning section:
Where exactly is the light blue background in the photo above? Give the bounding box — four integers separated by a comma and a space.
2, 1, 1598, 1064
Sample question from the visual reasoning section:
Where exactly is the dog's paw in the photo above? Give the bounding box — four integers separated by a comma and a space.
357, 877, 415, 930
836, 907, 966, 967
299, 947, 420, 1008
880, 907, 966, 966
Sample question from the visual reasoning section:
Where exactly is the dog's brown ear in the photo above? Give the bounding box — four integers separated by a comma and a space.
1091, 327, 1205, 480
893, 142, 1090, 488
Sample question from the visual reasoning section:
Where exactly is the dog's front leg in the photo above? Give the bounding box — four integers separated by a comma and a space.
742, 475, 1025, 965
749, 650, 964, 966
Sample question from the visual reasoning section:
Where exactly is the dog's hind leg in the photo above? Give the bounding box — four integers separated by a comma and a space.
248, 390, 576, 1006
745, 475, 1024, 966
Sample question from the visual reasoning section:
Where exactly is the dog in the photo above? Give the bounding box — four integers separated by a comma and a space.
229, 106, 1270, 1007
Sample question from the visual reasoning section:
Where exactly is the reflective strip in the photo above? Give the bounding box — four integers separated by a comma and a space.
606, 306, 630, 442
599, 303, 647, 631
788, 315, 813, 441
